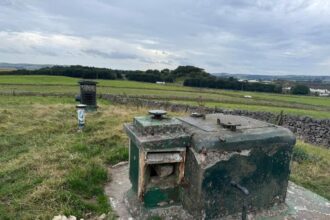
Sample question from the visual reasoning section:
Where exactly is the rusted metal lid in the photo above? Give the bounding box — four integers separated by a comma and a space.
191, 112, 204, 118
217, 118, 241, 131
149, 110, 167, 119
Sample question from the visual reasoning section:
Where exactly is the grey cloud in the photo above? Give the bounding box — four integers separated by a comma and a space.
0, 47, 21, 54
206, 61, 224, 68
82, 49, 172, 65
82, 49, 138, 60
0, 0, 330, 75
30, 46, 58, 56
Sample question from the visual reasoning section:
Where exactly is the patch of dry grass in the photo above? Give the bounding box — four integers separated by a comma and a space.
0, 95, 150, 219
291, 141, 330, 200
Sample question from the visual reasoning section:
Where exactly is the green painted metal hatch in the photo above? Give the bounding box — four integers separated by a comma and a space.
124, 111, 190, 208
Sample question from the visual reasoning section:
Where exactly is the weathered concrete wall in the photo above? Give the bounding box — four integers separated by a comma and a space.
101, 94, 330, 148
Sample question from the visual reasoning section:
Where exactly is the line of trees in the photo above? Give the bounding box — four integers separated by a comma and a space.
1, 64, 285, 94
125, 66, 210, 83
1, 65, 210, 83
184, 77, 283, 93
125, 69, 175, 83
2, 65, 123, 80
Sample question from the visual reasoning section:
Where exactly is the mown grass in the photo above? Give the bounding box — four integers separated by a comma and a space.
1, 75, 330, 109
0, 83, 329, 118
0, 75, 78, 85
0, 95, 149, 219
2, 75, 328, 109
291, 141, 330, 200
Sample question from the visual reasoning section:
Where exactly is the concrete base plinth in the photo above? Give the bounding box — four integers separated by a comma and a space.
105, 162, 330, 220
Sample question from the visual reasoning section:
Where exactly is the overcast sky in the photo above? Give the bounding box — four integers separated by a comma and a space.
1, 0, 330, 75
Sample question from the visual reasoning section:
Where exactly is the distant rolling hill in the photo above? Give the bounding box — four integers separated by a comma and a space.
213, 72, 330, 82
0, 62, 53, 70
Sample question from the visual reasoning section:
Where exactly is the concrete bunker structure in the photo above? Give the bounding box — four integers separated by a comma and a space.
124, 110, 296, 219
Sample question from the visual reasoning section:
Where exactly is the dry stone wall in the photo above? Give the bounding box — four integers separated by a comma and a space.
101, 94, 330, 148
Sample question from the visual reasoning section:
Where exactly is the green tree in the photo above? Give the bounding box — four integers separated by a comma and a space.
291, 84, 310, 95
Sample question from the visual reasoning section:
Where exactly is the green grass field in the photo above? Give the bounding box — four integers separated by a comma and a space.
0, 75, 330, 119
0, 95, 328, 219
0, 95, 147, 219
291, 141, 330, 200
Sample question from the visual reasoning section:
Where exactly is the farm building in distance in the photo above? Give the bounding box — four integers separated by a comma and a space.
310, 88, 330, 97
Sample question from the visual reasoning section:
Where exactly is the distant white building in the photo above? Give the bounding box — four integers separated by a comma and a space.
247, 80, 259, 83
156, 81, 166, 85
282, 87, 291, 93
310, 88, 330, 96
238, 79, 272, 84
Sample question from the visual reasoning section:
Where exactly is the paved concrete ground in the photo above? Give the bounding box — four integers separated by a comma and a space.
105, 162, 133, 220
105, 162, 330, 220
286, 183, 330, 219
